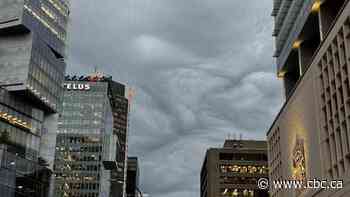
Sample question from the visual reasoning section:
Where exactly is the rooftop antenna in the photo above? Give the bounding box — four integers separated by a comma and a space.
233, 133, 237, 140
94, 66, 98, 73
228, 133, 231, 140
239, 133, 243, 141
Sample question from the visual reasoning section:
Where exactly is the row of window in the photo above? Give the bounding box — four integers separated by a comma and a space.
55, 192, 99, 197
63, 93, 106, 100
0, 88, 44, 121
61, 111, 104, 118
57, 128, 104, 134
55, 153, 101, 162
24, 3, 66, 42
56, 146, 102, 153
59, 119, 102, 125
220, 176, 262, 185
0, 89, 44, 122
0, 121, 40, 157
61, 104, 105, 112
67, 164, 100, 171
220, 188, 255, 197
59, 182, 100, 191
55, 173, 100, 180
41, 1, 68, 29
0, 106, 42, 136
220, 165, 268, 174
219, 153, 268, 161
57, 136, 101, 144
48, 0, 70, 17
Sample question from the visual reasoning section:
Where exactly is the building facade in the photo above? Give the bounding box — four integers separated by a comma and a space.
200, 140, 269, 197
126, 157, 140, 197
268, 0, 350, 197
0, 0, 69, 196
53, 75, 129, 197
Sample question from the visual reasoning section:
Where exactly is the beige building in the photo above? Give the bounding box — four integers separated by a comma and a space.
268, 0, 350, 197
200, 140, 269, 197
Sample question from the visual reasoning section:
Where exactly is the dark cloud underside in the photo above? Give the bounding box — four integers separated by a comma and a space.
67, 1, 282, 197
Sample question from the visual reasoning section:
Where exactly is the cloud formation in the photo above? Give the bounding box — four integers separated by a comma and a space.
66, 0, 283, 196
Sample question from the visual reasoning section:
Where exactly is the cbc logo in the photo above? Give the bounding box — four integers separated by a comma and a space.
64, 83, 91, 91
257, 178, 269, 190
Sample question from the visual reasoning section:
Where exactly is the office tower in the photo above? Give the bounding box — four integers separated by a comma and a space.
53, 75, 129, 197
268, 0, 350, 197
0, 0, 69, 196
200, 139, 269, 197
126, 157, 140, 197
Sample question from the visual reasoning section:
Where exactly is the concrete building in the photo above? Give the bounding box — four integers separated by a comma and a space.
126, 157, 140, 197
200, 139, 269, 197
268, 0, 350, 196
0, 0, 69, 196
53, 75, 129, 197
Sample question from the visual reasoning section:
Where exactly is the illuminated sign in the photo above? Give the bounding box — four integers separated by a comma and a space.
64, 83, 90, 91
292, 135, 306, 195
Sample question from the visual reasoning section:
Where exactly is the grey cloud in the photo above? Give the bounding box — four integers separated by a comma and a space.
66, 0, 282, 197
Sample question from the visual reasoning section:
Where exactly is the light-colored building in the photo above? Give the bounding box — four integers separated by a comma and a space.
200, 140, 269, 197
268, 0, 350, 197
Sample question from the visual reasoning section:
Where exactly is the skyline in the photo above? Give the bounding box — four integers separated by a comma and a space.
64, 0, 282, 197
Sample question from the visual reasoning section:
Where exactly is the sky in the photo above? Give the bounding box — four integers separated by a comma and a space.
66, 1, 283, 197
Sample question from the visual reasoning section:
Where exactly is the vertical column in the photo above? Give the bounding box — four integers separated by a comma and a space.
298, 42, 316, 73
318, 0, 346, 40
318, 2, 335, 40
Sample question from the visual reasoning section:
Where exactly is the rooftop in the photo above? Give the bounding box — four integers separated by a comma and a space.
223, 139, 267, 150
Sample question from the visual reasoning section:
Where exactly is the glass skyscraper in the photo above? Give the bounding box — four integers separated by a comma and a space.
0, 0, 69, 196
0, 0, 69, 109
53, 75, 129, 197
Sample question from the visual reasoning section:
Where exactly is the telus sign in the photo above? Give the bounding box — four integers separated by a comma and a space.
64, 83, 91, 91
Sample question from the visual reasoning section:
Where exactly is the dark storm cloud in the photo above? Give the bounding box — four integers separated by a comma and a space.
66, 0, 282, 197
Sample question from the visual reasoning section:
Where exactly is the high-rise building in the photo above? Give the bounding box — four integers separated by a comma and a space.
200, 139, 269, 197
53, 75, 129, 197
269, 0, 350, 197
126, 157, 140, 197
0, 0, 69, 196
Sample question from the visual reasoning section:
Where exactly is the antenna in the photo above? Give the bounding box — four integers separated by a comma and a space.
240, 133, 243, 141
